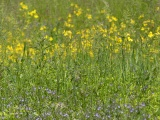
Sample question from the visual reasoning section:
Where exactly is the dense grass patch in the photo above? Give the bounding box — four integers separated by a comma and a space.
0, 0, 160, 119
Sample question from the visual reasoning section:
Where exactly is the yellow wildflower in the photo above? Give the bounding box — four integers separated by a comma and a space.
127, 36, 133, 42
81, 40, 92, 49
68, 14, 72, 18
130, 19, 135, 24
140, 35, 145, 42
67, 18, 72, 23
7, 46, 14, 52
138, 14, 144, 19
148, 31, 154, 38
112, 16, 118, 21
143, 23, 147, 27
34, 14, 39, 19
86, 14, 92, 19
115, 36, 122, 43
114, 49, 119, 53
89, 50, 94, 57
125, 33, 133, 42
141, 27, 145, 31
64, 21, 74, 28
54, 44, 60, 49
20, 2, 28, 10
49, 37, 53, 41
29, 48, 36, 58
106, 15, 112, 22
8, 55, 16, 62
40, 26, 47, 31
63, 30, 72, 39
15, 43, 24, 56
28, 9, 39, 18
44, 35, 48, 39
74, 8, 82, 16
70, 46, 77, 54
143, 20, 151, 27
121, 22, 126, 29
28, 10, 37, 16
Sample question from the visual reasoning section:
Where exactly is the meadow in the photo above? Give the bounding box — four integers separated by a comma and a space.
0, 0, 160, 119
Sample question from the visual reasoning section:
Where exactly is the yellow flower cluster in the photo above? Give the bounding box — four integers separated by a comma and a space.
28, 10, 39, 19
64, 14, 74, 28
20, 2, 28, 10
71, 3, 82, 16
20, 2, 39, 19
86, 14, 92, 20
1, 2, 160, 64
40, 26, 47, 31
63, 30, 72, 39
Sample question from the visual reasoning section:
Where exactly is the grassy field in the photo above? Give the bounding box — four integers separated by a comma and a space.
0, 0, 160, 119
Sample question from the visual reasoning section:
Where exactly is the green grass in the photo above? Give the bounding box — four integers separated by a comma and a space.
0, 0, 160, 119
